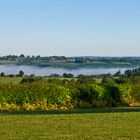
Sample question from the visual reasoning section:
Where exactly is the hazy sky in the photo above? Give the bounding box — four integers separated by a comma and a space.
0, 0, 140, 56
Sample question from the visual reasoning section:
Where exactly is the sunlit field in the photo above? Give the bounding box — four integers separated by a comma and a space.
0, 108, 140, 140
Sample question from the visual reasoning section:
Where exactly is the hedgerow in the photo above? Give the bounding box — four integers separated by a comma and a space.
0, 79, 139, 111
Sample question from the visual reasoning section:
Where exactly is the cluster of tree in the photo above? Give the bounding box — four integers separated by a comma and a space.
124, 68, 140, 77
0, 71, 74, 78
0, 70, 24, 77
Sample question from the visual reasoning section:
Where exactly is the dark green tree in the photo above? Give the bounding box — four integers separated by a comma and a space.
0, 72, 5, 77
18, 70, 24, 77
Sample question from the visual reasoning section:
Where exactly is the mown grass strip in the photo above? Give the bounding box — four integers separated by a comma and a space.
0, 108, 140, 140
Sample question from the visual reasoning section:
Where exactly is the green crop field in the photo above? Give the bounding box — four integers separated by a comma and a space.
0, 108, 140, 140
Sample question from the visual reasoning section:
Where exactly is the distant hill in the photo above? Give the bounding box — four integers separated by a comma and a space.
0, 55, 140, 69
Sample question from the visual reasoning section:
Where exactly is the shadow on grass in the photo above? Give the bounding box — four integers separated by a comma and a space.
0, 107, 140, 115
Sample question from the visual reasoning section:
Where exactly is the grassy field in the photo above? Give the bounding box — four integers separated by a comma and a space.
0, 108, 140, 140
0, 77, 22, 84
0, 77, 102, 85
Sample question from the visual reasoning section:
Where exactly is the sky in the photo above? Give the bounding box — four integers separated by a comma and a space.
0, 0, 140, 56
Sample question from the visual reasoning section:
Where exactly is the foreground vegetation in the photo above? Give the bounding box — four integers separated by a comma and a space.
0, 67, 140, 111
0, 76, 140, 111
0, 108, 140, 139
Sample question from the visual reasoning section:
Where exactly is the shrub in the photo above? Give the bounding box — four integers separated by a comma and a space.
103, 84, 131, 107
20, 77, 42, 83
